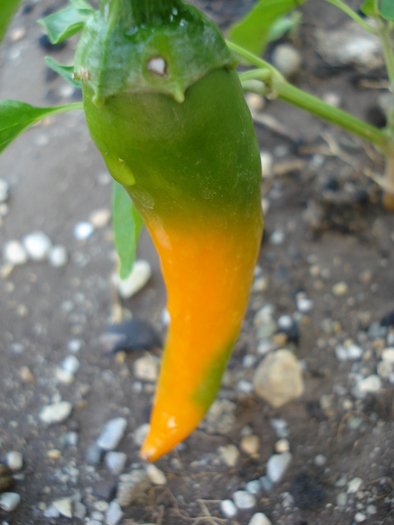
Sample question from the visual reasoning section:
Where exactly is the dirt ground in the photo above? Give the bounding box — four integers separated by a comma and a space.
0, 1, 394, 524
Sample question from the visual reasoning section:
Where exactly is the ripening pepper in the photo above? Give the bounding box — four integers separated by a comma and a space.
75, 0, 263, 461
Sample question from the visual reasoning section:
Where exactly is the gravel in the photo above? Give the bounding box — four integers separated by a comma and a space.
96, 418, 128, 451
39, 401, 72, 424
266, 452, 292, 483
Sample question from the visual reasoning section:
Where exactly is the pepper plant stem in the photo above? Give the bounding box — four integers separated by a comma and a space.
228, 41, 391, 153
324, 0, 379, 34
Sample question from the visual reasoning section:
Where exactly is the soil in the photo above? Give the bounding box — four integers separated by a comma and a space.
0, 1, 394, 524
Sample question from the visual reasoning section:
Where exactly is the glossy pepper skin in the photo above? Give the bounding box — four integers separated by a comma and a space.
75, 0, 263, 461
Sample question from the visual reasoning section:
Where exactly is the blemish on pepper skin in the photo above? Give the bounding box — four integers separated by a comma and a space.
147, 57, 167, 76
79, 66, 90, 82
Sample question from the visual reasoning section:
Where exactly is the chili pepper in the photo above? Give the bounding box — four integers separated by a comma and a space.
75, 0, 263, 461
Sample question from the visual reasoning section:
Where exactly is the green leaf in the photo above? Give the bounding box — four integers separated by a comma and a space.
379, 0, 394, 20
266, 12, 302, 42
113, 181, 144, 280
361, 0, 379, 17
0, 0, 22, 43
38, 4, 93, 44
229, 0, 307, 55
45, 56, 82, 88
69, 0, 93, 9
0, 100, 83, 155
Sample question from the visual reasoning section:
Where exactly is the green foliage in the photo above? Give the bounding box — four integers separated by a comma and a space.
229, 0, 307, 56
0, 0, 22, 43
360, 0, 379, 17
379, 0, 394, 21
112, 181, 144, 280
38, 3, 93, 44
0, 100, 83, 154
45, 57, 82, 88
266, 11, 302, 42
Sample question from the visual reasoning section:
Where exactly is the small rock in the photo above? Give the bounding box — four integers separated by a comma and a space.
314, 454, 327, 467
39, 401, 72, 424
354, 512, 366, 522
73, 221, 94, 240
116, 470, 151, 507
336, 492, 347, 506
48, 245, 68, 267
86, 443, 104, 465
366, 504, 377, 515
105, 500, 123, 525
353, 375, 382, 398
322, 92, 341, 107
245, 480, 261, 495
89, 209, 111, 229
20, 364, 33, 382
4, 452, 23, 472
0, 180, 9, 203
132, 424, 150, 447
74, 501, 87, 520
133, 354, 159, 382
245, 93, 265, 112
22, 231, 52, 261
266, 452, 292, 483
257, 339, 277, 356
260, 152, 274, 178
146, 464, 167, 486
67, 339, 82, 353
332, 282, 348, 296
113, 260, 152, 299
96, 418, 127, 451
272, 44, 302, 78
218, 444, 240, 467
270, 418, 289, 438
0, 492, 20, 511
275, 439, 290, 453
62, 355, 80, 375
43, 505, 60, 518
269, 230, 285, 245
220, 499, 237, 518
104, 452, 127, 475
260, 475, 274, 491
3, 240, 28, 265
233, 490, 256, 510
53, 498, 73, 518
253, 350, 304, 407
248, 512, 272, 525
64, 431, 78, 447
347, 477, 363, 493
382, 348, 394, 363
240, 435, 260, 456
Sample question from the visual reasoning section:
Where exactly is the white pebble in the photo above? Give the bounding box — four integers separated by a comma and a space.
0, 179, 9, 203
248, 512, 272, 525
61, 355, 80, 374
96, 418, 127, 451
132, 423, 150, 446
0, 493, 21, 511
89, 208, 111, 228
22, 231, 52, 261
220, 499, 237, 518
332, 281, 348, 296
266, 452, 292, 483
269, 230, 285, 245
53, 498, 73, 518
347, 477, 363, 493
260, 151, 274, 178
245, 480, 261, 495
43, 505, 60, 518
3, 240, 28, 265
105, 500, 123, 525
347, 344, 363, 360
272, 44, 302, 78
314, 454, 327, 467
146, 464, 167, 486
48, 245, 68, 267
67, 339, 82, 353
133, 354, 159, 382
5, 451, 23, 471
382, 348, 394, 363
39, 401, 72, 424
277, 315, 293, 330
296, 295, 313, 313
322, 92, 341, 107
275, 439, 290, 453
253, 350, 304, 407
233, 490, 256, 510
113, 260, 152, 299
354, 512, 366, 522
104, 451, 127, 475
73, 221, 94, 240
240, 435, 260, 455
354, 375, 382, 397
218, 444, 239, 467
246, 93, 265, 112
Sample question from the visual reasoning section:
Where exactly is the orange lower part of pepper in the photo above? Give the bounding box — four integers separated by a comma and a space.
140, 214, 262, 461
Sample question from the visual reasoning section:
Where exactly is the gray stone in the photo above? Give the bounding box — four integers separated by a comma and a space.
86, 443, 103, 465
96, 418, 127, 451
61, 355, 80, 375
132, 424, 150, 447
105, 500, 123, 525
133, 354, 159, 382
220, 499, 237, 518
218, 444, 239, 467
354, 512, 366, 523
145, 464, 167, 486
336, 492, 347, 507
245, 480, 261, 495
53, 497, 73, 518
314, 454, 327, 467
74, 501, 87, 520
253, 350, 304, 407
0, 493, 21, 511
266, 452, 292, 483
113, 260, 152, 299
116, 470, 151, 507
104, 451, 127, 475
353, 375, 382, 398
272, 44, 302, 78
382, 348, 394, 363
43, 505, 60, 518
269, 230, 285, 245
39, 401, 72, 424
22, 231, 52, 261
260, 476, 274, 491
347, 477, 363, 493
233, 490, 256, 510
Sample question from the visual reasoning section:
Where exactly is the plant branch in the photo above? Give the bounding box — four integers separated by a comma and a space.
324, 0, 379, 34
228, 41, 391, 152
